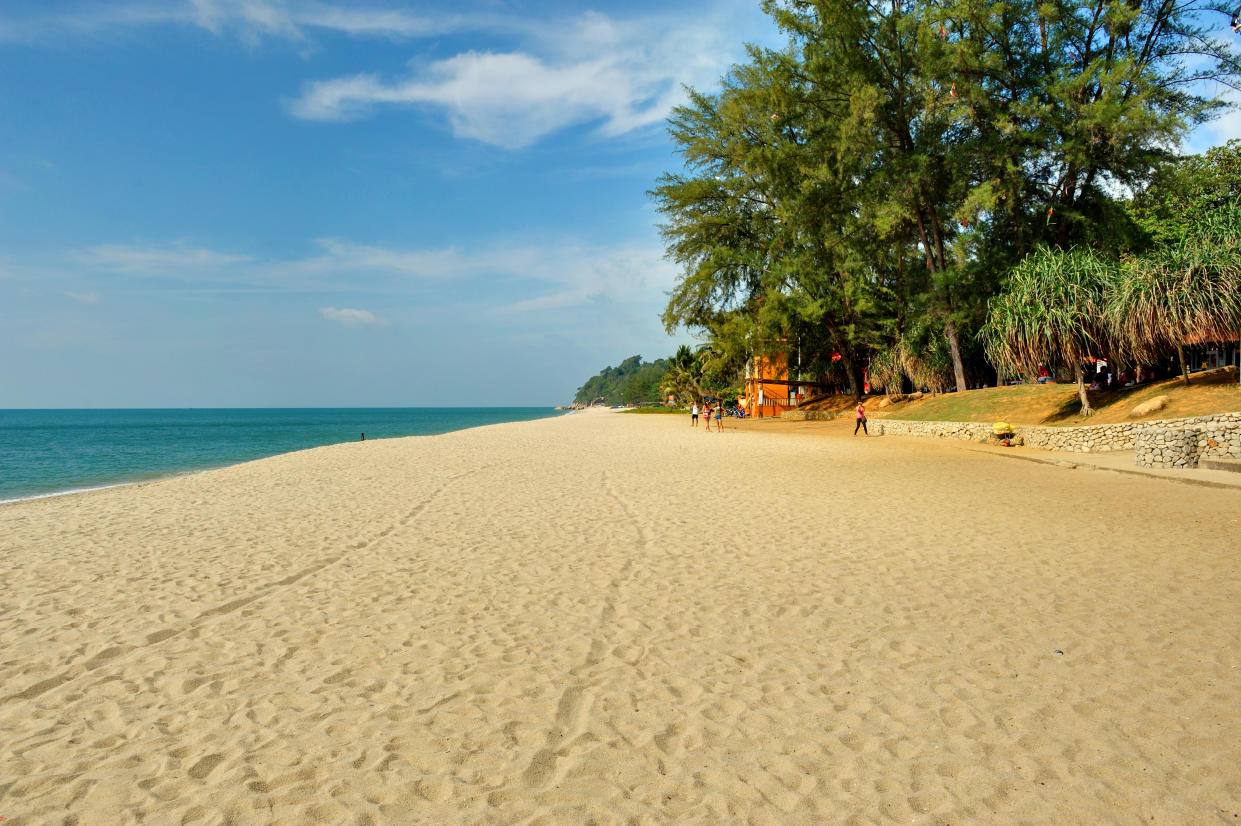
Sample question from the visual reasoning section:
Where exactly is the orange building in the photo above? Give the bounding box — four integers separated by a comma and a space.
741, 353, 811, 418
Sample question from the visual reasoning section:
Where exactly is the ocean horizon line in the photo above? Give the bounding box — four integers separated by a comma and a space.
0, 404, 562, 412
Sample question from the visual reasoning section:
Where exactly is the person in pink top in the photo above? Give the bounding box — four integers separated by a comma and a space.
853, 400, 867, 436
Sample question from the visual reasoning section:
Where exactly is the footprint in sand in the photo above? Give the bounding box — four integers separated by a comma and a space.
187, 753, 224, 780
521, 684, 596, 788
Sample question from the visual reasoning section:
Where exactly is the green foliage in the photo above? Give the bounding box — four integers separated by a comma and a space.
573, 355, 670, 406
659, 345, 706, 405
985, 205, 1241, 376
867, 345, 904, 395
899, 320, 957, 396
1131, 141, 1241, 247
653, 0, 1240, 402
1108, 204, 1241, 363
982, 246, 1119, 377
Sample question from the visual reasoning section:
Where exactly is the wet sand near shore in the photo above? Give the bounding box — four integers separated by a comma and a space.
1, 409, 1239, 824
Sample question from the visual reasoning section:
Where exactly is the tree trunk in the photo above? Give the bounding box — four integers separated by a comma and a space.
1075, 364, 1094, 416
839, 354, 862, 400
945, 319, 968, 392
822, 313, 861, 400
912, 209, 969, 396
1177, 343, 1190, 386
895, 242, 906, 336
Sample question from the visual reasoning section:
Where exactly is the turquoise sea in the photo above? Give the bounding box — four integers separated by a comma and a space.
0, 408, 563, 504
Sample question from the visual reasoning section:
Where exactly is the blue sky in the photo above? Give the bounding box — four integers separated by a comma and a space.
1, 1, 1237, 407
0, 0, 779, 407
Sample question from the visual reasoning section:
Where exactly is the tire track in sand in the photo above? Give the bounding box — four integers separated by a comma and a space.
1, 465, 494, 706
516, 470, 649, 791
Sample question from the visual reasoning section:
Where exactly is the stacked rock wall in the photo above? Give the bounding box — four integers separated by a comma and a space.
1134, 428, 1200, 468
780, 410, 839, 421
874, 411, 1241, 469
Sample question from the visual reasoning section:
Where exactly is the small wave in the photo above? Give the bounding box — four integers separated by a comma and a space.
0, 480, 141, 506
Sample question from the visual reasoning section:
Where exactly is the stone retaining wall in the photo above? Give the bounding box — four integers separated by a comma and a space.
1134, 427, 1200, 468
779, 410, 839, 421
874, 411, 1241, 469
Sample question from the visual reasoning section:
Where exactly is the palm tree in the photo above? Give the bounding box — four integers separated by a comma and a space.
982, 246, 1118, 415
659, 345, 705, 404
1108, 207, 1241, 385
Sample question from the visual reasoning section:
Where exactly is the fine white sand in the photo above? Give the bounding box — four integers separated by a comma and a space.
1, 409, 1239, 825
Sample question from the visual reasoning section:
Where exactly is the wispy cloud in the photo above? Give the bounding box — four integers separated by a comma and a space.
1, 2, 752, 149
319, 306, 387, 326
0, 1, 468, 44
493, 241, 679, 314
78, 241, 252, 274
305, 235, 678, 312
287, 11, 739, 147
63, 291, 101, 304
284, 238, 471, 278
55, 234, 677, 312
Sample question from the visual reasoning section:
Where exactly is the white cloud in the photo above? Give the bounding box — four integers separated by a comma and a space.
471, 239, 680, 313
58, 233, 676, 313
288, 238, 472, 277
79, 242, 252, 273
287, 11, 741, 147
2, 3, 761, 148
287, 50, 672, 147
0, 1, 463, 44
278, 237, 677, 312
280, 3, 462, 38
319, 306, 387, 325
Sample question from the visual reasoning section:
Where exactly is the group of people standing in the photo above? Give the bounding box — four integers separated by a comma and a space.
690, 402, 725, 431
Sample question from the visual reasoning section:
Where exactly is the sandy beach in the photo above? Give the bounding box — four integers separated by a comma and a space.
1, 409, 1239, 825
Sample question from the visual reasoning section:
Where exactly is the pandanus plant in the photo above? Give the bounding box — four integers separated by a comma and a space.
982, 246, 1119, 415
867, 344, 903, 396
1107, 207, 1241, 385
899, 324, 955, 397
867, 320, 956, 398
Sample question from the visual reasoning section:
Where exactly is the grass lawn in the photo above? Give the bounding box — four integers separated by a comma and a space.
803, 366, 1239, 426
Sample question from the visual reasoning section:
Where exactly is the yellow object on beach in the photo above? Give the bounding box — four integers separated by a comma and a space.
992, 421, 1013, 434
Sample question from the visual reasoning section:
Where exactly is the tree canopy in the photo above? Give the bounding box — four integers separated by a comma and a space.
654, 0, 1241, 400
1130, 140, 1241, 247
573, 355, 670, 406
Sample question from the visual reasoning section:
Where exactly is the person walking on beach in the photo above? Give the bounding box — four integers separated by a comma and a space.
703, 404, 713, 432
714, 404, 723, 431
854, 400, 867, 436
691, 403, 699, 427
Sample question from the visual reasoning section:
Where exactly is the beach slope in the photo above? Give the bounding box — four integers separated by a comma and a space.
2, 410, 1239, 824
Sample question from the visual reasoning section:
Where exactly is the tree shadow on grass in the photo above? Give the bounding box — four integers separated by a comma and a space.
1039, 383, 1146, 425
1038, 367, 1237, 425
